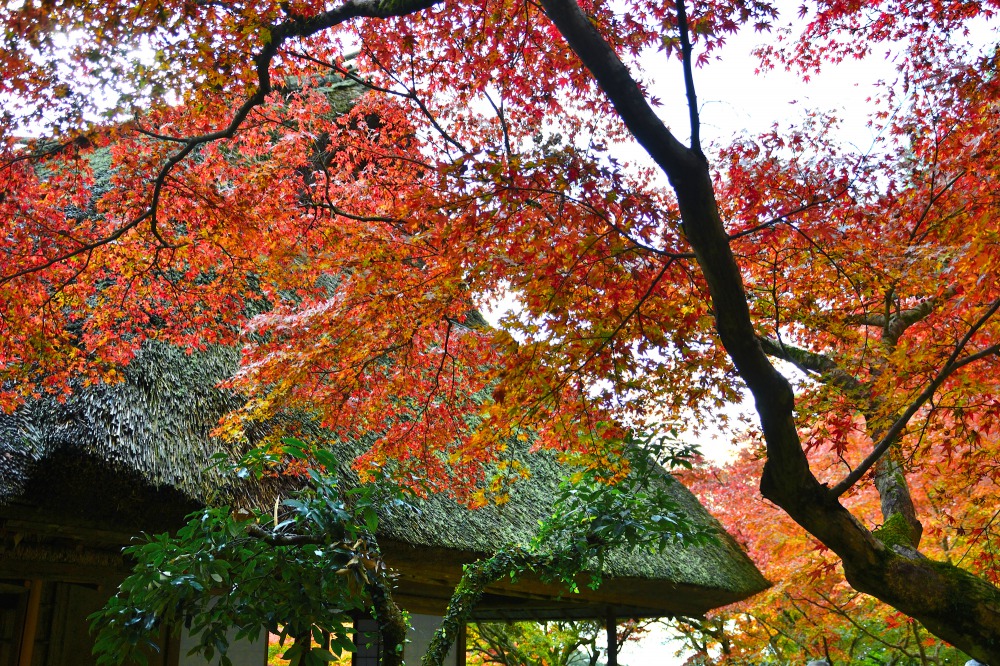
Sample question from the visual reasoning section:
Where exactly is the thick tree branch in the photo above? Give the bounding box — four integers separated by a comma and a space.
270, 0, 441, 36
861, 286, 957, 549
541, 0, 819, 509
757, 336, 863, 392
848, 286, 958, 344
844, 286, 958, 549
757, 336, 920, 545
884, 287, 955, 343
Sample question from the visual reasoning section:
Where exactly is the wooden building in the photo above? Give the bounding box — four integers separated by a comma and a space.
0, 342, 767, 665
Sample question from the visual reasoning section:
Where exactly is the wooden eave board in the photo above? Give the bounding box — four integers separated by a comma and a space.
380, 538, 747, 619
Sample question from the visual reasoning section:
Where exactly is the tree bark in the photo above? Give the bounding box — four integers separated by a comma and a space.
370, 586, 408, 666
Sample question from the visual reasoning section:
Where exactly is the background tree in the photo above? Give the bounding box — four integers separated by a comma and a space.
466, 619, 650, 666
3, 0, 1000, 659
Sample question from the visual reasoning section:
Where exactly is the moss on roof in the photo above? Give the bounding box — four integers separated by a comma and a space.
375, 448, 767, 598
0, 343, 245, 503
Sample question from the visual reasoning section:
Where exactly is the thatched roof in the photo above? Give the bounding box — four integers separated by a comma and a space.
0, 341, 767, 618
0, 343, 246, 506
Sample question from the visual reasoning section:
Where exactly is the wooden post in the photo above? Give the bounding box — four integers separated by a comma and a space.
455, 622, 467, 666
17, 580, 42, 666
605, 610, 617, 666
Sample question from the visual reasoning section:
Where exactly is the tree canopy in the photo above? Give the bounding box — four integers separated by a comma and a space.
3, 0, 1000, 659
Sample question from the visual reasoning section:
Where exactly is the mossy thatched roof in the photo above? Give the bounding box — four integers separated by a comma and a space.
0, 341, 767, 617
376, 451, 766, 603
0, 343, 245, 504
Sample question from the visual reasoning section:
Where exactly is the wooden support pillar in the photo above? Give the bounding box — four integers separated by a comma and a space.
455, 622, 467, 666
17, 580, 43, 666
605, 610, 618, 666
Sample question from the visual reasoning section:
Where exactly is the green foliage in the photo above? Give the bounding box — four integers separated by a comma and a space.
469, 621, 599, 666
467, 619, 651, 666
532, 431, 713, 590
89, 439, 409, 666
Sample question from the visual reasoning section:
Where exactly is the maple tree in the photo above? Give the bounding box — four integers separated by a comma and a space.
3, 0, 1000, 660
674, 442, 992, 664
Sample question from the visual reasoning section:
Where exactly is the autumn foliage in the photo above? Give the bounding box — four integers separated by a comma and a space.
3, 0, 1000, 657
678, 432, 999, 663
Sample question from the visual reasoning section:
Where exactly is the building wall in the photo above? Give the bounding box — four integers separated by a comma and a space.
45, 582, 104, 666
0, 578, 176, 666
406, 615, 456, 666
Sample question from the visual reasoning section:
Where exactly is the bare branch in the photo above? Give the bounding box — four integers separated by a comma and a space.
1, 134, 96, 170
675, 0, 700, 152
831, 297, 1000, 496
0, 217, 147, 286
132, 123, 190, 144
483, 91, 513, 158
246, 523, 326, 546
727, 193, 848, 241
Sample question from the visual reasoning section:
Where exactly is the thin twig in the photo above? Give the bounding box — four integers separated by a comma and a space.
674, 0, 700, 152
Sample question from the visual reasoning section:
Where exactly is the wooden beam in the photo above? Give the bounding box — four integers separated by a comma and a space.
455, 622, 466, 666
380, 539, 745, 616
0, 557, 125, 583
0, 502, 161, 542
17, 580, 42, 666
0, 516, 136, 546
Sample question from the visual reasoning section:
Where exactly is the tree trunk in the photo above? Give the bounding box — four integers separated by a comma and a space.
368, 577, 408, 666
538, 0, 1000, 659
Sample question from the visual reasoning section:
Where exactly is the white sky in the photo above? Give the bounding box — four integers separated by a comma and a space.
646, 35, 887, 150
